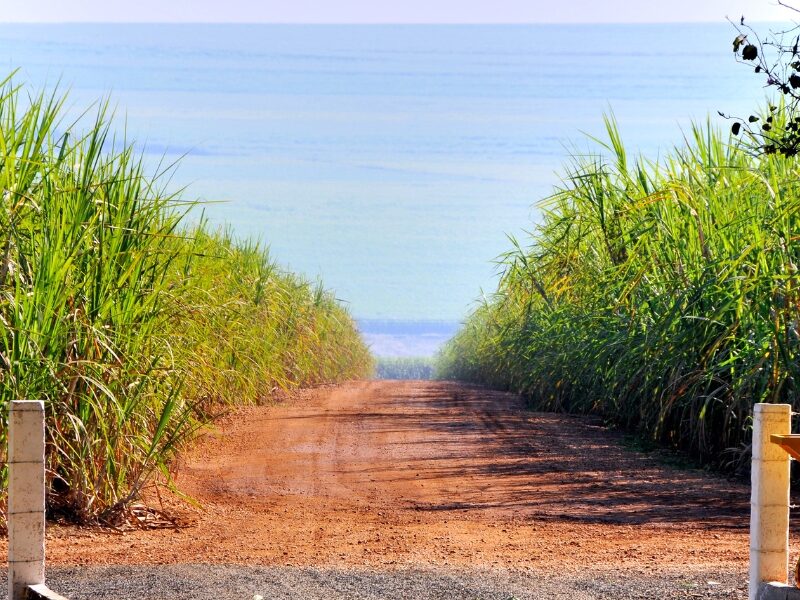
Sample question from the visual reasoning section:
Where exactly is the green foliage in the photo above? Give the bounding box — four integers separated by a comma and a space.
375, 357, 435, 380
438, 112, 800, 470
0, 75, 372, 524
170, 225, 373, 410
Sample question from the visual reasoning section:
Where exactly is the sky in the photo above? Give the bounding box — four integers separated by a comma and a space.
1, 0, 790, 24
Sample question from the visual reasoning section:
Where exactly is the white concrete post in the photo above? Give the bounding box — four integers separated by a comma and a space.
7, 400, 46, 600
750, 403, 792, 600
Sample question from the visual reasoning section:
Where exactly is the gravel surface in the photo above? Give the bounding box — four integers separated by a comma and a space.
0, 565, 748, 599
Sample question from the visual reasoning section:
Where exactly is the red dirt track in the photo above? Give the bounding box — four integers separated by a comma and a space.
7, 380, 754, 572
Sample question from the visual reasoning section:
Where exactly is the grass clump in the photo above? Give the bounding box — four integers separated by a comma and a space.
438, 110, 800, 470
0, 75, 372, 525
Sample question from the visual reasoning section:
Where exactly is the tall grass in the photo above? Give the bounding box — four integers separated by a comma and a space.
171, 225, 372, 410
438, 109, 800, 469
0, 76, 372, 525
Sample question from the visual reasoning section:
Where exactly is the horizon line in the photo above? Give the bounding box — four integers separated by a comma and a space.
0, 19, 786, 25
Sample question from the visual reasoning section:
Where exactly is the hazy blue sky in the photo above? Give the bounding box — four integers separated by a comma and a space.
3, 0, 790, 23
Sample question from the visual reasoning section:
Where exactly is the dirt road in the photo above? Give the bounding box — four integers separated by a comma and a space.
0, 380, 759, 597
40, 380, 751, 567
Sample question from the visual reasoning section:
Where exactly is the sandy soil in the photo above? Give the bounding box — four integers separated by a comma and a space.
1, 379, 759, 576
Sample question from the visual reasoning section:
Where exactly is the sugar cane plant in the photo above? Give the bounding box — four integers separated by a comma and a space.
438, 113, 800, 469
0, 74, 372, 528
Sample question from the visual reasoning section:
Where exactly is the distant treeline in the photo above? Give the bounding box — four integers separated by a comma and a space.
438, 111, 800, 471
0, 76, 372, 526
375, 357, 436, 380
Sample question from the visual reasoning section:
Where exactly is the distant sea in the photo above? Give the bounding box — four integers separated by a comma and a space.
0, 23, 769, 356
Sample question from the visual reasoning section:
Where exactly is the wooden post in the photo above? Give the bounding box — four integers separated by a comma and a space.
750, 403, 792, 600
8, 400, 46, 600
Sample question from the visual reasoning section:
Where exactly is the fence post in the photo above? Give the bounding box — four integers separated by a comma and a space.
750, 403, 792, 600
7, 400, 46, 600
